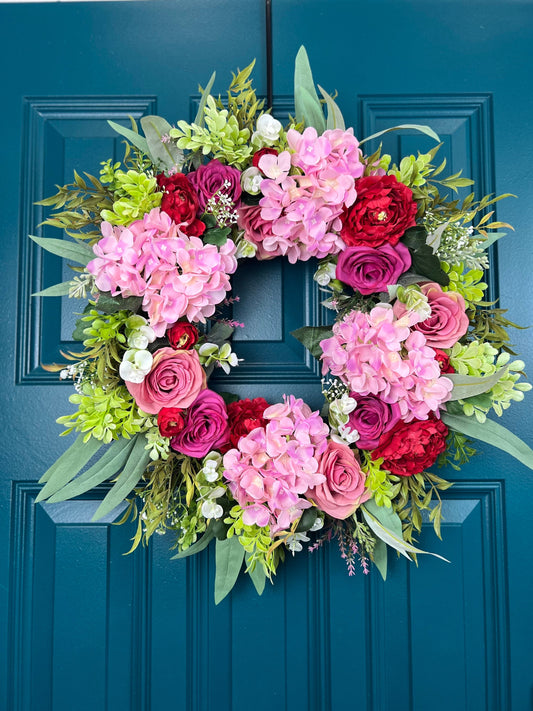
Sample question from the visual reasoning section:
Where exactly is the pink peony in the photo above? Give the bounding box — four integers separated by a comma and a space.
308, 441, 370, 519
393, 282, 469, 348
126, 347, 206, 414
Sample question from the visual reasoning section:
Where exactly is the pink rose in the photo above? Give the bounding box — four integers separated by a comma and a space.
394, 282, 469, 348
308, 441, 370, 519
171, 389, 230, 457
187, 159, 242, 212
336, 243, 411, 295
126, 347, 206, 414
236, 204, 276, 260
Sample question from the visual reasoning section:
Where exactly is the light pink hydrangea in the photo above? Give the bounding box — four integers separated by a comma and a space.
253, 127, 365, 263
87, 208, 237, 336
222, 395, 330, 533
320, 305, 453, 422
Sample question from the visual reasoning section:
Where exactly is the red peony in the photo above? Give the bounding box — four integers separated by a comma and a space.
167, 322, 199, 350
157, 407, 185, 437
371, 415, 449, 477
341, 174, 417, 248
433, 348, 455, 374
156, 172, 206, 236
222, 397, 270, 452
252, 147, 278, 168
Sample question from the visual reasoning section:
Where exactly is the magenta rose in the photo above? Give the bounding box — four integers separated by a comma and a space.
336, 243, 411, 295
187, 159, 242, 212
308, 441, 370, 519
348, 395, 402, 450
171, 389, 230, 457
236, 204, 276, 259
126, 347, 206, 414
394, 282, 469, 348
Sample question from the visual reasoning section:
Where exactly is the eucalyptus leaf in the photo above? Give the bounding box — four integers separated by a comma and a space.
32, 281, 73, 297
214, 536, 245, 605
441, 412, 533, 470
372, 538, 388, 581
447, 368, 508, 402
36, 435, 103, 499
194, 71, 216, 127
246, 554, 266, 596
46, 436, 136, 503
92, 435, 151, 521
291, 325, 333, 359
426, 222, 448, 253
107, 119, 150, 157
171, 526, 215, 559
317, 85, 345, 130
140, 115, 184, 173
29, 235, 94, 266
360, 123, 440, 145
294, 46, 326, 133
479, 231, 507, 249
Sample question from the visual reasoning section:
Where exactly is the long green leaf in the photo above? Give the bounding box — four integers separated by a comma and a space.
479, 231, 507, 249
194, 71, 216, 126
36, 435, 103, 500
246, 553, 266, 595
107, 119, 150, 156
372, 538, 388, 581
32, 280, 72, 297
29, 235, 94, 266
291, 325, 333, 359
362, 499, 449, 562
140, 115, 184, 172
317, 85, 345, 130
294, 46, 326, 133
214, 536, 245, 605
92, 435, 151, 521
447, 368, 507, 402
360, 123, 440, 145
171, 526, 215, 560
441, 411, 533, 470
46, 437, 136, 503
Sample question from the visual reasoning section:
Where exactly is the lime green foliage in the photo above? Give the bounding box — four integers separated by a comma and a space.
441, 261, 488, 308
170, 96, 253, 167
393, 471, 453, 543
225, 506, 281, 578
448, 342, 532, 422
99, 161, 162, 225
438, 430, 477, 471
57, 383, 147, 443
388, 150, 435, 188
144, 423, 171, 461
361, 453, 395, 508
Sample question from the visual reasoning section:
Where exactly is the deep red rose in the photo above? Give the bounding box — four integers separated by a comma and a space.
167, 322, 199, 350
341, 174, 417, 248
156, 172, 206, 236
433, 348, 455, 374
221, 397, 270, 452
371, 415, 449, 477
252, 147, 278, 168
157, 407, 185, 437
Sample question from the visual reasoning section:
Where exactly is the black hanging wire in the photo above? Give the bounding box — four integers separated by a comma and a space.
265, 0, 273, 109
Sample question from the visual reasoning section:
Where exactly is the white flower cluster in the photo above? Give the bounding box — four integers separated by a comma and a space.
119, 315, 156, 383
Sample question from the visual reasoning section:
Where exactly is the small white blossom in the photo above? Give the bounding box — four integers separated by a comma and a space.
285, 532, 310, 554
235, 237, 257, 259
252, 113, 282, 145
128, 325, 156, 350
201, 500, 224, 519
330, 393, 357, 417
241, 166, 263, 195
119, 349, 153, 383
314, 261, 337, 286
310, 516, 324, 532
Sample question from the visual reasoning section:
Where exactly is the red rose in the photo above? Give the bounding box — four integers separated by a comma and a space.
433, 348, 455, 374
252, 147, 278, 168
371, 415, 449, 476
167, 322, 199, 350
341, 174, 417, 248
157, 407, 185, 437
221, 397, 270, 452
156, 172, 205, 236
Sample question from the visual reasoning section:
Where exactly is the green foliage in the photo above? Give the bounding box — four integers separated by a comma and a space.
393, 471, 453, 543
441, 261, 488, 308
224, 505, 281, 579
361, 453, 395, 508
291, 325, 333, 359
99, 163, 162, 225
437, 430, 477, 472
469, 304, 526, 354
220, 60, 265, 133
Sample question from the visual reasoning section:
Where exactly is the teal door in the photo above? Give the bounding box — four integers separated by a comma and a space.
1, 2, 532, 710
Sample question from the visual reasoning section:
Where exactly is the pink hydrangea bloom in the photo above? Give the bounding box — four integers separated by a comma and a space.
87, 208, 237, 336
222, 395, 330, 533
320, 305, 453, 422
254, 127, 365, 263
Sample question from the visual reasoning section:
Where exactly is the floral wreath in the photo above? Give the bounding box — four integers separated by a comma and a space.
33, 48, 533, 603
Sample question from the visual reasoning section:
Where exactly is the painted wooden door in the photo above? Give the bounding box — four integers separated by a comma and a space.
2, 2, 533, 710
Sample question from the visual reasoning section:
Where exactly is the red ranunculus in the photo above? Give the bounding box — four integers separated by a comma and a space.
371, 415, 449, 477
433, 348, 455, 374
341, 174, 417, 248
252, 147, 278, 168
222, 397, 270, 452
156, 172, 206, 236
157, 407, 185, 437
166, 322, 199, 350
